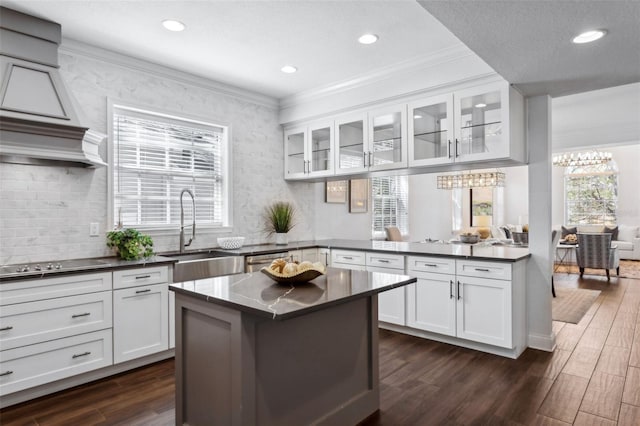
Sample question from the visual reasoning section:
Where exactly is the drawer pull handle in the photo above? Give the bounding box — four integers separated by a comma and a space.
424, 263, 438, 268
72, 351, 91, 359
343, 256, 353, 260
0, 370, 13, 377
136, 289, 151, 294
449, 280, 454, 299
72, 313, 91, 318
475, 268, 490, 272
135, 275, 151, 279
0, 326, 13, 331
457, 281, 461, 300
377, 259, 390, 263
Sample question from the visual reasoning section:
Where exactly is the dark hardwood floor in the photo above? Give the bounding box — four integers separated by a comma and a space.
2, 272, 639, 425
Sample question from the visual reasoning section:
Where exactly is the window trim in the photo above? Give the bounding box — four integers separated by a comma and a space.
371, 175, 409, 239
107, 98, 233, 235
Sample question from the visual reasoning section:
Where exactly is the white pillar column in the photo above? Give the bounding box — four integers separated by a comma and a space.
527, 95, 555, 351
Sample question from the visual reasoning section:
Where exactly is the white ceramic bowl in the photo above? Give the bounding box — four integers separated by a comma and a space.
217, 236, 245, 249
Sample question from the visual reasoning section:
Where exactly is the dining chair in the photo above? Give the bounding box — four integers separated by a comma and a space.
385, 226, 403, 242
576, 233, 620, 281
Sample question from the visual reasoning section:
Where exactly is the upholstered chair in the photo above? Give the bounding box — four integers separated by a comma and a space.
576, 233, 620, 280
385, 226, 403, 242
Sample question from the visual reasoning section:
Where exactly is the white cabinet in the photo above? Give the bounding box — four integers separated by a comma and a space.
367, 104, 408, 172
288, 248, 326, 264
408, 82, 525, 167
113, 282, 169, 364
0, 272, 114, 397
284, 121, 334, 179
330, 249, 366, 270
335, 113, 368, 175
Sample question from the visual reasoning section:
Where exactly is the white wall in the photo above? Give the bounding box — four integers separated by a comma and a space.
0, 42, 315, 265
551, 143, 640, 227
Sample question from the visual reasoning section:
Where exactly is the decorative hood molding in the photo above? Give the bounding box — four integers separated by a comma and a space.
0, 7, 106, 167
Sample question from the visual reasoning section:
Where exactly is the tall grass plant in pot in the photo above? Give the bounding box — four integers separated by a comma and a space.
263, 201, 296, 245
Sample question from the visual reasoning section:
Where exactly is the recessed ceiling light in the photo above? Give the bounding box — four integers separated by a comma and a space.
572, 29, 606, 44
475, 103, 487, 108
413, 114, 423, 119
162, 19, 185, 32
358, 34, 379, 45
281, 65, 298, 74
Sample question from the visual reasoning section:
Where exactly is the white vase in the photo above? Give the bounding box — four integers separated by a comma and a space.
275, 233, 288, 245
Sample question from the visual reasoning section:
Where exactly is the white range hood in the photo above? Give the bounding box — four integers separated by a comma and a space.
0, 7, 106, 167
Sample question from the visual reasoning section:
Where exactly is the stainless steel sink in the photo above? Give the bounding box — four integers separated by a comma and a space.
164, 251, 245, 282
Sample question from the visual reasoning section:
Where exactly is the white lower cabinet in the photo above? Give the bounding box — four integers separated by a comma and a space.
0, 329, 112, 395
406, 271, 456, 337
113, 283, 169, 363
406, 256, 519, 350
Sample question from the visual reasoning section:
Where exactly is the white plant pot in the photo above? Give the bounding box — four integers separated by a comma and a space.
275, 233, 288, 245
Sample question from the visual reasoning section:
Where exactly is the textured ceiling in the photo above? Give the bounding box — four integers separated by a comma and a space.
1, 0, 463, 99
418, 0, 640, 97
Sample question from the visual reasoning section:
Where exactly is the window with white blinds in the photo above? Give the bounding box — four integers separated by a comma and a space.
112, 105, 229, 230
371, 176, 409, 236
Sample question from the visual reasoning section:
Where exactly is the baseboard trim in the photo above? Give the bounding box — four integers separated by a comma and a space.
528, 332, 556, 352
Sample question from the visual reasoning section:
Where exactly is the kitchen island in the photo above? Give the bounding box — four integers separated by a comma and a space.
169, 268, 416, 426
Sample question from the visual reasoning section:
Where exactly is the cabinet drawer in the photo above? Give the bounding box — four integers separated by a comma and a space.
366, 253, 404, 270
0, 329, 113, 395
0, 272, 112, 306
113, 266, 168, 289
407, 256, 455, 275
456, 260, 512, 281
0, 291, 112, 351
331, 250, 366, 266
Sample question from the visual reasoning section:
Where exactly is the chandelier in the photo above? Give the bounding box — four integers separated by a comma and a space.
552, 150, 612, 167
437, 172, 505, 189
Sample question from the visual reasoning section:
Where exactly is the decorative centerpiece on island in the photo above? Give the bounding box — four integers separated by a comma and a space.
261, 258, 326, 284
263, 201, 296, 245
106, 228, 154, 260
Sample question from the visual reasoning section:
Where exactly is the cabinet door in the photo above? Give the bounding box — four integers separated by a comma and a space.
406, 272, 456, 336
408, 94, 454, 167
335, 113, 368, 175
456, 276, 512, 348
368, 104, 408, 171
453, 82, 509, 163
284, 126, 307, 179
113, 283, 169, 363
367, 265, 405, 326
308, 121, 334, 177
318, 248, 330, 266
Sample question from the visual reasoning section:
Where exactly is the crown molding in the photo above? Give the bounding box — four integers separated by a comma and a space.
279, 43, 474, 109
59, 38, 279, 109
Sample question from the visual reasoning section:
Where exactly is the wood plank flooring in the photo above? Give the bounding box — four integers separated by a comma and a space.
1, 272, 639, 425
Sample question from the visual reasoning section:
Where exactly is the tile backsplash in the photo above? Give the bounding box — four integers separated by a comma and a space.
0, 45, 314, 265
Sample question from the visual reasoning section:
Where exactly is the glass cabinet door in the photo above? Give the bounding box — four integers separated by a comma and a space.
308, 122, 333, 176
368, 105, 407, 171
454, 83, 508, 162
408, 94, 454, 167
284, 127, 307, 178
335, 114, 367, 175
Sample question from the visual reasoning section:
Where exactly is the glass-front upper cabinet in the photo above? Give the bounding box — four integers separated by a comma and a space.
453, 82, 513, 163
335, 113, 368, 175
408, 94, 454, 167
284, 122, 334, 180
367, 104, 407, 172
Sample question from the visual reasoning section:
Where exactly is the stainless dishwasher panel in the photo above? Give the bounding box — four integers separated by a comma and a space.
244, 252, 289, 273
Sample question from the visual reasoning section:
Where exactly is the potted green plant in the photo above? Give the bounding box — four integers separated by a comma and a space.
263, 201, 296, 245
106, 228, 154, 260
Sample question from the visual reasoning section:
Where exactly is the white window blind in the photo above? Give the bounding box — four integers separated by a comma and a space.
371, 176, 408, 235
112, 105, 228, 229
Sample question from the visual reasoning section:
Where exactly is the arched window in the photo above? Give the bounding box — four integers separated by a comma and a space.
564, 160, 618, 226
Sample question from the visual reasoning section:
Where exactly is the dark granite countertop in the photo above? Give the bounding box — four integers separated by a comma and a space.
170, 267, 416, 320
214, 239, 530, 262
0, 255, 176, 282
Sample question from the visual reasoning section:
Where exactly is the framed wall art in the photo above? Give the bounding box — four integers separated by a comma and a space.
349, 179, 369, 213
325, 180, 347, 203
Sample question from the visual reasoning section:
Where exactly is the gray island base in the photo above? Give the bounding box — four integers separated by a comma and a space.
170, 268, 416, 426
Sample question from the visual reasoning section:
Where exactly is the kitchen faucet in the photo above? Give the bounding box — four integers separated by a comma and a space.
179, 189, 196, 253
